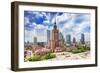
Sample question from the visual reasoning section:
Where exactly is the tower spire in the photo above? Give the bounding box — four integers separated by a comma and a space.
54, 15, 57, 29
54, 23, 57, 29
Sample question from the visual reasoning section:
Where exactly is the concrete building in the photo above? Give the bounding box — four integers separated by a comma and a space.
59, 32, 64, 47
49, 22, 65, 52
34, 37, 37, 45
73, 37, 76, 46
51, 23, 59, 49
47, 30, 50, 44
80, 33, 85, 44
59, 32, 64, 40
66, 35, 71, 45
73, 37, 76, 44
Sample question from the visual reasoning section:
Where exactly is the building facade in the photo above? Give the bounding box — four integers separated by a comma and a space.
34, 37, 37, 45
80, 33, 85, 44
49, 22, 66, 52
47, 30, 51, 44
66, 35, 71, 45
51, 24, 59, 49
73, 37, 76, 44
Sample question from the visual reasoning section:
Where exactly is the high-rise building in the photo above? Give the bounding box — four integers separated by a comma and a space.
80, 33, 85, 44
73, 37, 76, 44
66, 35, 71, 44
59, 32, 64, 41
47, 30, 50, 44
59, 32, 64, 47
34, 37, 37, 45
51, 23, 59, 49
49, 20, 65, 52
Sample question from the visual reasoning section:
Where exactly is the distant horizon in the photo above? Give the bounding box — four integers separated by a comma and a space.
24, 41, 91, 43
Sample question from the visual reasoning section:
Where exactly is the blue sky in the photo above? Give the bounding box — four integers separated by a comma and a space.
24, 11, 90, 42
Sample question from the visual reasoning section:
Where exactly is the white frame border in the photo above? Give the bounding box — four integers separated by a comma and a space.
18, 5, 96, 68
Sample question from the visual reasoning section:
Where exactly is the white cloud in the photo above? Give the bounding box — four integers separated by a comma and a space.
57, 13, 72, 23
51, 15, 56, 24
44, 12, 51, 21
56, 13, 90, 42
32, 12, 43, 17
25, 28, 47, 42
24, 17, 30, 24
25, 12, 90, 43
32, 22, 37, 26
24, 30, 35, 42
35, 24, 48, 29
43, 20, 50, 25
84, 32, 90, 42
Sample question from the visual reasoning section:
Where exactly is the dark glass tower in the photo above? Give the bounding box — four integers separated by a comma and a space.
73, 37, 76, 43
80, 33, 85, 44
66, 35, 71, 44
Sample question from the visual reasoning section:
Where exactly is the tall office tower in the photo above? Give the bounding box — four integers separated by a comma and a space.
66, 35, 71, 44
47, 30, 50, 44
34, 37, 37, 45
59, 32, 64, 47
73, 37, 76, 44
80, 33, 85, 44
59, 32, 64, 41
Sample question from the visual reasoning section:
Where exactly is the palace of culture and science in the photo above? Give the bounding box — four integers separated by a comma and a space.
48, 22, 66, 52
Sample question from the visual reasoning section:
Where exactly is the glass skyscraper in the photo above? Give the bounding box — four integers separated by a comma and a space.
34, 37, 37, 45
59, 32, 64, 41
66, 35, 71, 44
47, 30, 50, 44
80, 33, 85, 44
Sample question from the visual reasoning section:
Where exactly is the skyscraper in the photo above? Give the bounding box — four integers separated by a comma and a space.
47, 30, 50, 44
48, 19, 66, 52
51, 23, 59, 49
80, 33, 85, 44
73, 37, 76, 44
66, 35, 71, 44
59, 32, 64, 41
34, 37, 37, 45
59, 32, 64, 47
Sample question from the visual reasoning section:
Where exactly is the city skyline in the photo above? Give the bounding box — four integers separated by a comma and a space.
25, 32, 86, 45
24, 11, 90, 43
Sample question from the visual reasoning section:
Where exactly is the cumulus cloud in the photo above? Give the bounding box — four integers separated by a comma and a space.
24, 11, 90, 42
56, 13, 90, 41
24, 30, 35, 42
